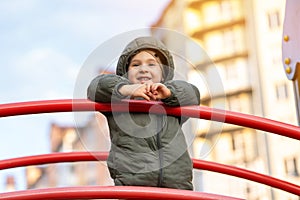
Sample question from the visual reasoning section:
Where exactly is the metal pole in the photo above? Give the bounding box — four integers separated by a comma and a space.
292, 65, 300, 125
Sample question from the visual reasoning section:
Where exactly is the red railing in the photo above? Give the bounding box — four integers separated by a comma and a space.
0, 151, 299, 196
0, 186, 243, 200
0, 99, 299, 140
0, 99, 300, 199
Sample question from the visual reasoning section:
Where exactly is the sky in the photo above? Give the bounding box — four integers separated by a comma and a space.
0, 0, 170, 191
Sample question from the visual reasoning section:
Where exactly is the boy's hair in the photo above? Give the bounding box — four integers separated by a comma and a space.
127, 49, 165, 66
116, 36, 175, 83
127, 49, 166, 78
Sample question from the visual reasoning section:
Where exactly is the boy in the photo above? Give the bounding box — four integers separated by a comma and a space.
87, 36, 200, 190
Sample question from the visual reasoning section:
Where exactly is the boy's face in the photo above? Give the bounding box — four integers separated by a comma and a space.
127, 50, 163, 84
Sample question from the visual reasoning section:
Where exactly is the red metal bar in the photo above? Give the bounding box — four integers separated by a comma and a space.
193, 159, 300, 196
0, 99, 299, 140
0, 99, 299, 197
0, 152, 299, 196
0, 152, 108, 170
0, 186, 243, 200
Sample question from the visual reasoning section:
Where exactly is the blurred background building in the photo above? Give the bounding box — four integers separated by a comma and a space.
26, 113, 113, 190
7, 0, 298, 200
150, 0, 300, 200
3, 175, 16, 192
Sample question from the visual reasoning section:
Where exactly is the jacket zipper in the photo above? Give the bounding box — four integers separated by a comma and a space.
157, 115, 163, 187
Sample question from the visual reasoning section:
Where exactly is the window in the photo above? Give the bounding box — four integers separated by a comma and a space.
223, 29, 236, 53
220, 0, 234, 20
284, 157, 299, 177
267, 11, 281, 29
271, 51, 282, 66
185, 9, 202, 32
275, 83, 289, 100
224, 61, 238, 80
228, 96, 242, 112
229, 131, 247, 162
230, 131, 258, 162
203, 2, 221, 25
231, 131, 244, 151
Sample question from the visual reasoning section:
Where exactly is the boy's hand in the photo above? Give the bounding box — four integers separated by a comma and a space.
148, 83, 171, 100
118, 82, 171, 101
119, 83, 152, 101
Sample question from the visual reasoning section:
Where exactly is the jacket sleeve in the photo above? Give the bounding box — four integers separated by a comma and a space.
161, 80, 200, 106
87, 74, 130, 103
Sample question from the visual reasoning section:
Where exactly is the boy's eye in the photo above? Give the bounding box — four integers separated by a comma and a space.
130, 63, 140, 67
149, 63, 158, 66
129, 62, 158, 68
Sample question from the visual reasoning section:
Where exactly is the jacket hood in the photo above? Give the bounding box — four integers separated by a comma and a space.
116, 36, 175, 82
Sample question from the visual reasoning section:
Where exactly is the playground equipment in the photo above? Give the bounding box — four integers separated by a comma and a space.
0, 99, 299, 199
282, 0, 300, 123
1, 1, 300, 198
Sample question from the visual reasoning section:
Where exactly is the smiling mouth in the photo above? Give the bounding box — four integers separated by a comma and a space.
137, 77, 151, 82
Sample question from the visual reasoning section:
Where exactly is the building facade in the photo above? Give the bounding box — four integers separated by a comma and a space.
3, 175, 16, 192
151, 0, 299, 199
24, 1, 300, 199
26, 114, 113, 190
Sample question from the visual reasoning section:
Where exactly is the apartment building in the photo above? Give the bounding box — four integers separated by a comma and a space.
26, 114, 113, 189
3, 175, 16, 192
24, 1, 300, 199
151, 0, 299, 199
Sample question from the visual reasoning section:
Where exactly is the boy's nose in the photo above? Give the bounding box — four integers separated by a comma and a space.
138, 65, 149, 72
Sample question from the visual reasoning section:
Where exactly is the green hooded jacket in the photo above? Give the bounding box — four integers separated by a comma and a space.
87, 36, 200, 190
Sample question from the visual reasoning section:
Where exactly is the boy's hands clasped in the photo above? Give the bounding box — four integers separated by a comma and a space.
119, 82, 171, 101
